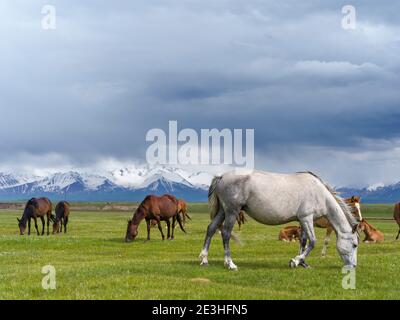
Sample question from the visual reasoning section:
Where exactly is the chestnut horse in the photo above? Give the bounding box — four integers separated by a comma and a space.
17, 198, 54, 235
279, 226, 301, 242
177, 199, 191, 226
236, 211, 247, 230
359, 219, 384, 243
315, 196, 362, 256
149, 198, 190, 229
125, 194, 185, 242
53, 201, 70, 234
394, 203, 400, 240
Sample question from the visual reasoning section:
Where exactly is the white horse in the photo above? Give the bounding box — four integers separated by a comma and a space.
199, 170, 360, 270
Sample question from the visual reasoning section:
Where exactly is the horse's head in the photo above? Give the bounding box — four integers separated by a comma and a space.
52, 220, 61, 234
345, 196, 362, 222
17, 217, 27, 235
125, 219, 138, 242
336, 227, 359, 268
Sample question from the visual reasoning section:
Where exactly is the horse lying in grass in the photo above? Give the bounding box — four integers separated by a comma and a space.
199, 170, 360, 270
359, 219, 384, 243
17, 197, 54, 236
53, 201, 70, 234
279, 226, 301, 242
315, 196, 362, 256
125, 194, 185, 242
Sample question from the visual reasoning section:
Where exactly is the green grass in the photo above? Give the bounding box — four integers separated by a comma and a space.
0, 203, 399, 300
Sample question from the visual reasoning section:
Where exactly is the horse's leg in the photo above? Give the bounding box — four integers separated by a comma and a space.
33, 217, 39, 236
40, 216, 45, 235
298, 228, 308, 254
290, 216, 316, 268
64, 216, 68, 233
321, 227, 333, 257
47, 212, 50, 235
396, 228, 400, 240
28, 218, 31, 235
157, 221, 165, 240
171, 216, 176, 240
145, 219, 151, 241
221, 209, 239, 270
199, 207, 225, 266
166, 219, 171, 239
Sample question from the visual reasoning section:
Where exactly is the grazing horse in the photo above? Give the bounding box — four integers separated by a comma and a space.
279, 226, 301, 242
199, 170, 360, 270
53, 201, 70, 234
125, 194, 186, 242
149, 199, 191, 231
315, 196, 362, 256
177, 199, 191, 226
358, 219, 384, 243
17, 198, 54, 235
236, 211, 247, 230
394, 203, 400, 240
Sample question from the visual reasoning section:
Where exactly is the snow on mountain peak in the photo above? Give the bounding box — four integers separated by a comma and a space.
367, 182, 385, 192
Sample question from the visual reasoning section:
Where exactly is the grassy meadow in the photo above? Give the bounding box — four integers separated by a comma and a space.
0, 203, 399, 300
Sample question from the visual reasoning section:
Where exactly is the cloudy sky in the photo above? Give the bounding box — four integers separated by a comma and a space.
1, 1, 399, 187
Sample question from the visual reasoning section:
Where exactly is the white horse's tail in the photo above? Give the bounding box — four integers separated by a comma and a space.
304, 171, 359, 229
209, 176, 222, 219
208, 175, 242, 244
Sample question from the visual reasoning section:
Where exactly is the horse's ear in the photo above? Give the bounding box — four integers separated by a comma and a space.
17, 218, 20, 223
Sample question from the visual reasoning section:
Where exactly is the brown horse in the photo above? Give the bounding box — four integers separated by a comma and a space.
149, 199, 191, 229
394, 203, 400, 240
359, 219, 384, 243
177, 199, 191, 226
53, 201, 70, 234
125, 194, 185, 242
237, 211, 247, 230
17, 198, 54, 235
315, 196, 362, 256
279, 226, 302, 242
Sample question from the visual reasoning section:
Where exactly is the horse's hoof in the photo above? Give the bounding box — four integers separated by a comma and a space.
200, 262, 209, 267
289, 259, 298, 268
299, 261, 310, 269
224, 261, 238, 270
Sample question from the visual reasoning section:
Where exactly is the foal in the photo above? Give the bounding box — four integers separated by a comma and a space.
359, 219, 384, 243
279, 226, 301, 242
53, 201, 70, 234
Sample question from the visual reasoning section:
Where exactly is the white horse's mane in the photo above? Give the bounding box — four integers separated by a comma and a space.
299, 171, 359, 228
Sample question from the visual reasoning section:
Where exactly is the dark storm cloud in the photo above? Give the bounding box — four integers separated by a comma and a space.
0, 1, 399, 185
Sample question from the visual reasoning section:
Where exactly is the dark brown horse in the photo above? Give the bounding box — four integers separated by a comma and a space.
125, 194, 185, 242
394, 203, 400, 240
17, 198, 54, 235
53, 201, 70, 234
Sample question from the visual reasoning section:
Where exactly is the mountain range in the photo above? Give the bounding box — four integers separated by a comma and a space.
0, 167, 399, 203
0, 166, 212, 202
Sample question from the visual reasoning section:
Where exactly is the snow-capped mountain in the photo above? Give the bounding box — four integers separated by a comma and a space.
337, 182, 400, 203
1, 166, 400, 203
0, 166, 210, 201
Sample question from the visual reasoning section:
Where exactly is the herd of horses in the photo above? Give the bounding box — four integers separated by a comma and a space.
15, 170, 400, 270
17, 198, 70, 235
